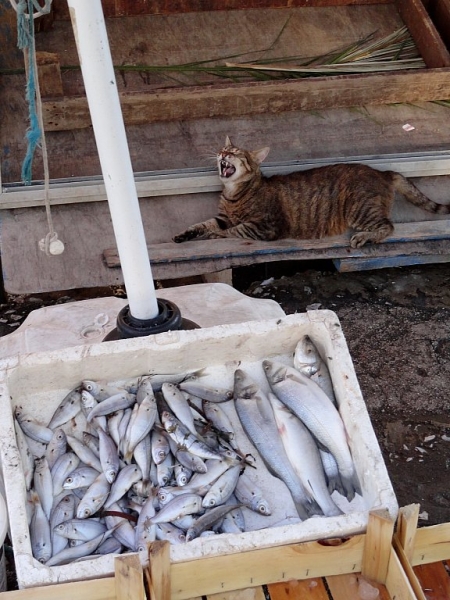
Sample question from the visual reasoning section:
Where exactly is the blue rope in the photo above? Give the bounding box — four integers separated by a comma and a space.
17, 0, 41, 185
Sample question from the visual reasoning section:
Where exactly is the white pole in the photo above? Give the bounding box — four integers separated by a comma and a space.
67, 0, 159, 320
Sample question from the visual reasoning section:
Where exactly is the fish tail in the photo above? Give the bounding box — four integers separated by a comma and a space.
340, 471, 362, 503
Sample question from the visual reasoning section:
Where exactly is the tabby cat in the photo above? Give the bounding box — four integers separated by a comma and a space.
173, 137, 450, 248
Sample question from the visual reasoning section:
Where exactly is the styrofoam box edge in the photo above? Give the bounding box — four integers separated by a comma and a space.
0, 311, 398, 588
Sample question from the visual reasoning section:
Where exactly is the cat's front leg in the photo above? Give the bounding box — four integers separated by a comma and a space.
173, 218, 226, 243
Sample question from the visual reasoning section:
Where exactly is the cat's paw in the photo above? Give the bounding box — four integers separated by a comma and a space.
350, 232, 370, 248
173, 230, 198, 243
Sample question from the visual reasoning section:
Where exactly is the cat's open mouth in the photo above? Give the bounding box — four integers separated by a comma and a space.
219, 159, 236, 178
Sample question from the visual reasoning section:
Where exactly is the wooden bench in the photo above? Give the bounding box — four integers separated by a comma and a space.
102, 220, 450, 280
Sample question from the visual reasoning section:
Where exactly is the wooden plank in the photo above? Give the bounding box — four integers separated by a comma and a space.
3, 151, 450, 210
413, 561, 450, 599
41, 69, 450, 132
114, 554, 146, 600
396, 505, 420, 563
35, 52, 63, 98
0, 577, 117, 600
51, 0, 393, 20
207, 586, 266, 600
431, 0, 450, 48
326, 573, 391, 599
146, 541, 171, 600
361, 509, 395, 584
169, 536, 365, 600
267, 579, 330, 599
333, 253, 450, 271
103, 220, 450, 268
409, 522, 450, 566
385, 546, 421, 600
395, 0, 450, 67
392, 536, 428, 600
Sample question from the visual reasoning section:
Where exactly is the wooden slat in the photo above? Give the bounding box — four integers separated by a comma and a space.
114, 554, 146, 600
409, 522, 450, 566
413, 562, 450, 599
267, 579, 330, 599
0, 577, 117, 600
169, 536, 365, 600
333, 253, 450, 271
3, 151, 450, 210
385, 546, 420, 600
397, 505, 420, 563
361, 509, 395, 584
41, 69, 450, 132
207, 586, 266, 600
392, 536, 428, 600
427, 0, 450, 48
146, 541, 171, 600
395, 0, 450, 67
326, 573, 391, 600
107, 238, 450, 279
51, 0, 393, 20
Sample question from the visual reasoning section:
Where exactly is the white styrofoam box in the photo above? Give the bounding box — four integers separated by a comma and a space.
0, 311, 398, 588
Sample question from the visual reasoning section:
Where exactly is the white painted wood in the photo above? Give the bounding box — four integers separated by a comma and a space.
2, 152, 450, 209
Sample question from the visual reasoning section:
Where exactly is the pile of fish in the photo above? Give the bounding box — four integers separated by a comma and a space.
13, 334, 361, 567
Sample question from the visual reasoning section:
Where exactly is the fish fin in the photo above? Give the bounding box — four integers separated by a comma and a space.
340, 471, 362, 502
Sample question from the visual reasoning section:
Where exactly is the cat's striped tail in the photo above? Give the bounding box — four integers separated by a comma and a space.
391, 172, 450, 214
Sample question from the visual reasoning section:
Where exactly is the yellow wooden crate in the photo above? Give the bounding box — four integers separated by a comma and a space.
394, 505, 450, 600
0, 509, 419, 600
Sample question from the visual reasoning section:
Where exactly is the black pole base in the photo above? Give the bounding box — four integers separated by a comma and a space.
103, 298, 199, 341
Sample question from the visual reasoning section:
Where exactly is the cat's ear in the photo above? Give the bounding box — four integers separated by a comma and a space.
251, 146, 270, 164
225, 135, 232, 147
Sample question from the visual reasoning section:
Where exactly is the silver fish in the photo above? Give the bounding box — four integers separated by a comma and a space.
263, 359, 360, 501
51, 452, 81, 496
122, 394, 157, 462
50, 493, 75, 555
96, 536, 123, 555
106, 410, 124, 448
320, 450, 347, 497
14, 418, 34, 491
136, 376, 157, 404
202, 464, 241, 508
66, 435, 103, 473
15, 406, 53, 444
82, 432, 100, 457
161, 383, 197, 436
179, 380, 233, 403
82, 380, 128, 401
174, 463, 192, 487
34, 457, 54, 520
151, 429, 171, 465
220, 496, 245, 533
234, 470, 271, 516
202, 400, 237, 448
105, 464, 142, 508
47, 388, 82, 429
81, 390, 107, 432
294, 336, 336, 404
30, 492, 52, 564
104, 504, 137, 551
234, 369, 318, 520
293, 335, 320, 376
45, 529, 115, 566
54, 518, 107, 541
133, 434, 152, 484
155, 522, 186, 545
175, 449, 207, 474
97, 428, 120, 484
45, 428, 68, 470
268, 393, 342, 517
186, 504, 241, 542
76, 472, 111, 518
156, 452, 174, 488
149, 493, 204, 525
135, 494, 157, 551
161, 411, 222, 460
86, 392, 136, 422
63, 466, 100, 490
